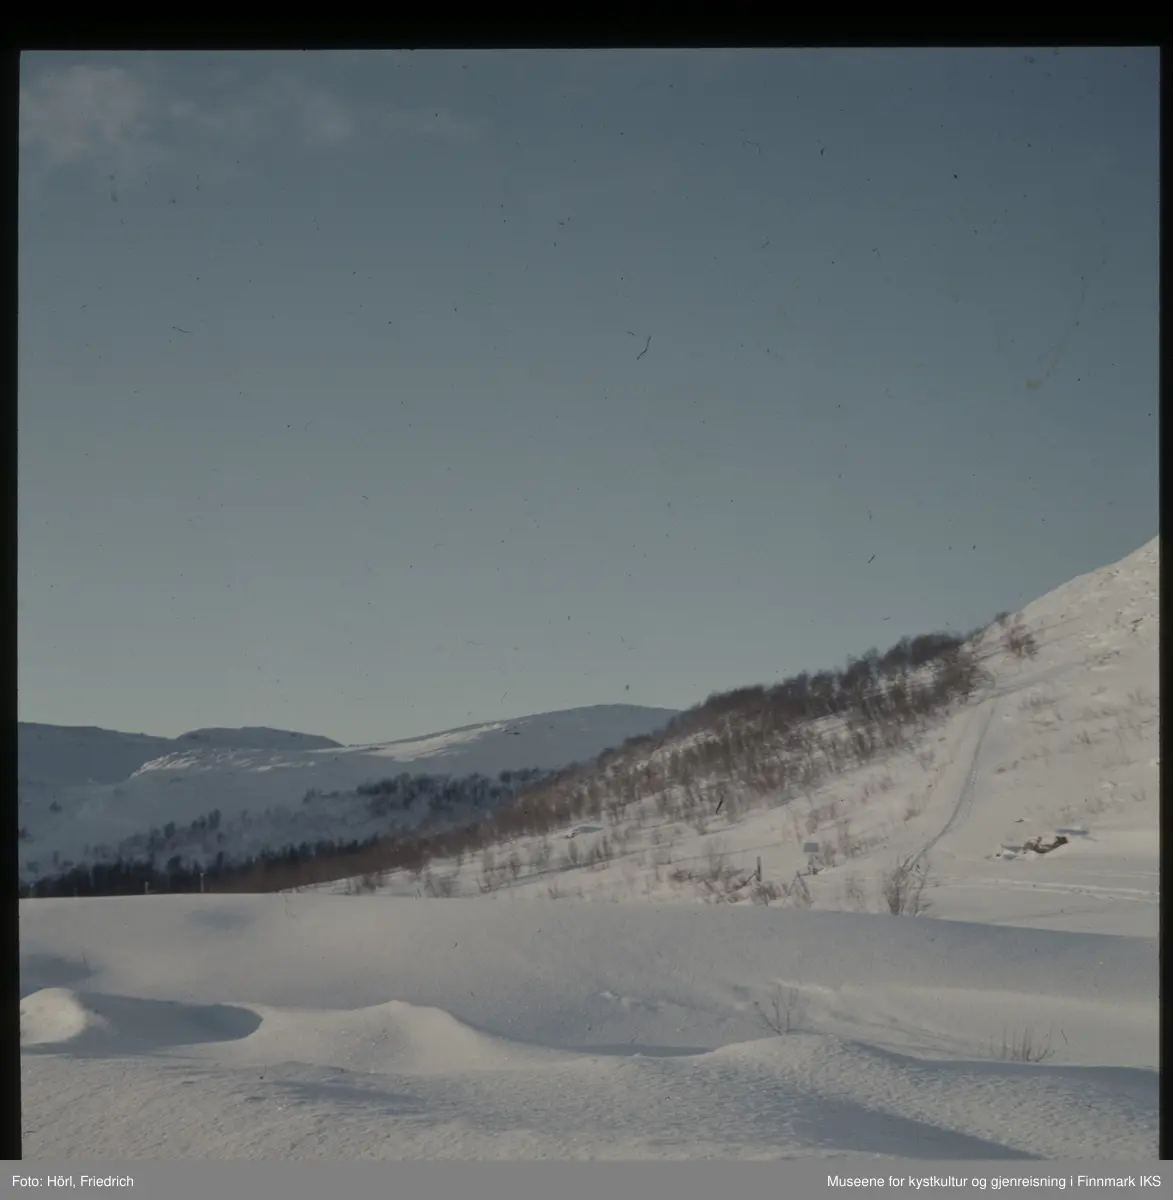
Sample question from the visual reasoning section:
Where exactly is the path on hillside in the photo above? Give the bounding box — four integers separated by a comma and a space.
912, 695, 1000, 869
912, 647, 1099, 873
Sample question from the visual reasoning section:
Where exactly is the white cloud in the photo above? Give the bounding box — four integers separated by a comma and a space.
20, 58, 478, 180
20, 65, 151, 167
164, 75, 357, 148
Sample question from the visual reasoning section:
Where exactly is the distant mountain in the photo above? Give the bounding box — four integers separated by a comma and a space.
17, 705, 680, 884
17, 722, 341, 791
19, 723, 177, 789
175, 728, 343, 752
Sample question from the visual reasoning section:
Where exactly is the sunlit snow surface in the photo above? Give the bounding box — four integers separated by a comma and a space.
21, 538, 1158, 1158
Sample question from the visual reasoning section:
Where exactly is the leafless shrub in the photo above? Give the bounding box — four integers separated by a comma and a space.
880, 855, 931, 915
1004, 622, 1039, 660
755, 985, 806, 1034
749, 878, 783, 905
835, 817, 863, 859
586, 836, 613, 869
994, 1025, 1057, 1063
529, 838, 552, 873
786, 872, 813, 909
668, 847, 761, 904
843, 872, 868, 911
799, 761, 824, 802
704, 840, 727, 881
423, 871, 458, 898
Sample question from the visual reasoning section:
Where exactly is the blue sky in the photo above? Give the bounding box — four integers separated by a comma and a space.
18, 48, 1159, 744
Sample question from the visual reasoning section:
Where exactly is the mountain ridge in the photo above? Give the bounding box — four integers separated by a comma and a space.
18, 704, 682, 884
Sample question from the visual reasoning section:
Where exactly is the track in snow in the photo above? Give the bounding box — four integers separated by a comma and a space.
913, 696, 1000, 868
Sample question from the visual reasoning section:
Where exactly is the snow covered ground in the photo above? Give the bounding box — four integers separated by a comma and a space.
19, 538, 1158, 1159
19, 898, 1158, 1160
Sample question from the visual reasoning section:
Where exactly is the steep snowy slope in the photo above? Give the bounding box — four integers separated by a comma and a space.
315, 539, 1158, 939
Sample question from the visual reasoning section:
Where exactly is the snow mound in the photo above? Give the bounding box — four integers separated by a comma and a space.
232, 1000, 570, 1076
20, 988, 109, 1047
21, 988, 261, 1053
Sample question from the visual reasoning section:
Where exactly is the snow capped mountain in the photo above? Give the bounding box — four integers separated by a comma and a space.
17, 723, 343, 792
19, 723, 177, 790
17, 705, 680, 884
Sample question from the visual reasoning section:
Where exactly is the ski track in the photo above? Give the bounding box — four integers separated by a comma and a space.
914, 696, 1000, 867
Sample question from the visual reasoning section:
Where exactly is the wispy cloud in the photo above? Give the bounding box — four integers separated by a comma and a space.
20, 59, 479, 178
166, 74, 358, 148
20, 65, 151, 168
159, 69, 357, 150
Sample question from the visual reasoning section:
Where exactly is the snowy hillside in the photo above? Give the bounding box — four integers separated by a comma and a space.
18, 705, 679, 886
19, 538, 1158, 1158
300, 538, 1158, 940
